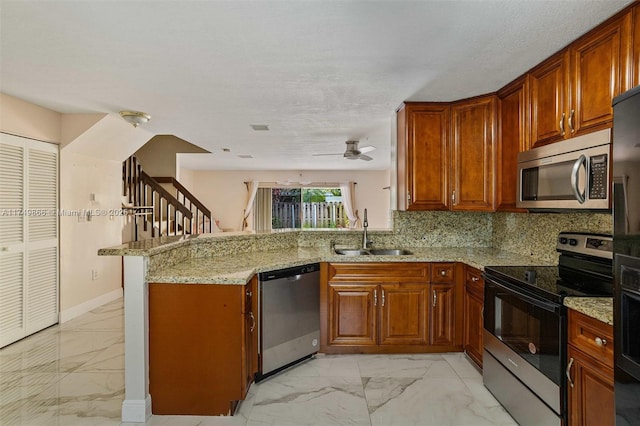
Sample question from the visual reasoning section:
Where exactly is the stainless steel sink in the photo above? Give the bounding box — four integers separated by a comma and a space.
334, 248, 413, 256
368, 249, 413, 256
334, 249, 370, 256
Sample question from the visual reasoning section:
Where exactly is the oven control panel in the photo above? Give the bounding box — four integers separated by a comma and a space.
557, 232, 613, 259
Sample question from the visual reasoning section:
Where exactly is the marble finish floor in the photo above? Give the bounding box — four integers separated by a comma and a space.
0, 298, 516, 426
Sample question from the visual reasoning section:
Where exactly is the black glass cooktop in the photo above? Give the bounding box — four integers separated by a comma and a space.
484, 264, 613, 303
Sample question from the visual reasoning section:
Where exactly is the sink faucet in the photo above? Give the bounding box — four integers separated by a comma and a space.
362, 208, 372, 249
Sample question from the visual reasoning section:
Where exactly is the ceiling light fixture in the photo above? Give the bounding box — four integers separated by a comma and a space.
119, 110, 151, 127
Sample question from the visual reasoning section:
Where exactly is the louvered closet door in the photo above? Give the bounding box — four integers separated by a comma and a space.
0, 133, 58, 348
0, 136, 26, 346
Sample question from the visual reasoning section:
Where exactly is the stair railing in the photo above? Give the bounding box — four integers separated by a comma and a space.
154, 176, 213, 234
138, 170, 193, 238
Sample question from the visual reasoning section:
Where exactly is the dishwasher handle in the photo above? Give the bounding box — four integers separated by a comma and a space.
286, 274, 303, 281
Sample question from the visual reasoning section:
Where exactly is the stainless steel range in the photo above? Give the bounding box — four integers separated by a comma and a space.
483, 232, 613, 426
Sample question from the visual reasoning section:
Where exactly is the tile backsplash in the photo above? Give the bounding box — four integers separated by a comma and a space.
392, 210, 612, 263
491, 211, 612, 263
391, 210, 492, 247
147, 210, 613, 269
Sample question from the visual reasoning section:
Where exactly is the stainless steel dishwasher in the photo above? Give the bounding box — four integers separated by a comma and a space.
257, 263, 320, 381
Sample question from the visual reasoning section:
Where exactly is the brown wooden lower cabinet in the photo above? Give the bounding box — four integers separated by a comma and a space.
321, 262, 463, 354
463, 265, 484, 368
566, 309, 614, 426
148, 278, 258, 416
430, 283, 455, 346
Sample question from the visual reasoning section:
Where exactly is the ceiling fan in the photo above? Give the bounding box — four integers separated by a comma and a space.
312, 141, 376, 161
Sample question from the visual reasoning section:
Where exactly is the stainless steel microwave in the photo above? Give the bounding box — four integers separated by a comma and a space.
517, 129, 611, 211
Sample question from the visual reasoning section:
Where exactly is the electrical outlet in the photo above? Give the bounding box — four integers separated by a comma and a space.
91, 269, 99, 280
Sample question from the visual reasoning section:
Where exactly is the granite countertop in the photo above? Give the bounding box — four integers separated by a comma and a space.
564, 297, 613, 325
147, 246, 552, 284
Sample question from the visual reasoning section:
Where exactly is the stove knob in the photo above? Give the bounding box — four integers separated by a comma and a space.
559, 237, 568, 245
569, 239, 578, 246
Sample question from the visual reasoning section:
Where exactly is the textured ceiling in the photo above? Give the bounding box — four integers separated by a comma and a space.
0, 0, 633, 171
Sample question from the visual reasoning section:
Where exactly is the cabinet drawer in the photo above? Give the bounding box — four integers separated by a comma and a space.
431, 263, 455, 283
328, 263, 429, 281
465, 267, 484, 299
568, 309, 613, 368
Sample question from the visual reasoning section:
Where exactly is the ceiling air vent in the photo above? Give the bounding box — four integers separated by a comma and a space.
250, 124, 269, 131
238, 154, 253, 159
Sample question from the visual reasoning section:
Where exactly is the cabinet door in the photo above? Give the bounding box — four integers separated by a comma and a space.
149, 283, 244, 415
429, 284, 455, 346
633, 5, 640, 88
463, 266, 484, 367
401, 103, 450, 211
242, 277, 258, 396
530, 50, 570, 148
497, 77, 529, 211
567, 346, 614, 426
379, 283, 429, 345
570, 15, 630, 137
451, 96, 497, 211
327, 283, 377, 346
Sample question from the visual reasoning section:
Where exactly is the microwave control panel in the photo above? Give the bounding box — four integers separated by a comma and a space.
589, 154, 608, 199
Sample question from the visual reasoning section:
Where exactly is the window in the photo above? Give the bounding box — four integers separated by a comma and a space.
255, 187, 349, 230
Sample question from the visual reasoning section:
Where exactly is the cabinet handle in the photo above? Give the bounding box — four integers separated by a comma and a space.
566, 357, 575, 388
407, 192, 411, 205
559, 112, 566, 136
249, 312, 255, 332
440, 270, 447, 277
433, 290, 437, 307
595, 337, 607, 347
481, 306, 484, 319
452, 190, 456, 205
381, 289, 385, 307
246, 290, 252, 298
374, 289, 378, 306
471, 277, 480, 282
569, 109, 575, 133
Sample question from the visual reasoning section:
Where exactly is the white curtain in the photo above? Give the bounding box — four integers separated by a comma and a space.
253, 188, 272, 232
340, 181, 359, 229
242, 180, 259, 230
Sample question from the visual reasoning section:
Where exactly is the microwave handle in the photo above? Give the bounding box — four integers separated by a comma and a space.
570, 154, 587, 204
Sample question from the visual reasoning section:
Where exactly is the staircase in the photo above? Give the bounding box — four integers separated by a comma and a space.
122, 155, 213, 240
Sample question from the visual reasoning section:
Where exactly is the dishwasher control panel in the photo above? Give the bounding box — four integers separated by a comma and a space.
259, 262, 320, 281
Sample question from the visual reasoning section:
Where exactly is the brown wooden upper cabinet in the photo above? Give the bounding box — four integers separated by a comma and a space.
497, 76, 529, 212
397, 96, 496, 212
451, 95, 497, 211
529, 14, 631, 149
633, 4, 640, 88
396, 103, 450, 211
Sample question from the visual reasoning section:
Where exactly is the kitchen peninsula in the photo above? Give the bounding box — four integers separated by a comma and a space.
100, 224, 613, 422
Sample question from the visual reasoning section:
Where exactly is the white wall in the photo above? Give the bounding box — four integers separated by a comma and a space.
59, 150, 124, 316
182, 169, 391, 230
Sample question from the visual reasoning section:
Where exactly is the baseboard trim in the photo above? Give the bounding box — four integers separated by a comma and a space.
121, 395, 152, 423
59, 288, 123, 323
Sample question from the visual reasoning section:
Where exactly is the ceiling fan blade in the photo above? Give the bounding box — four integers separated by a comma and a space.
359, 145, 376, 153
312, 153, 343, 156
358, 154, 373, 161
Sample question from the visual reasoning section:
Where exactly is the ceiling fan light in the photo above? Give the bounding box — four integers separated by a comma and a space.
119, 110, 151, 127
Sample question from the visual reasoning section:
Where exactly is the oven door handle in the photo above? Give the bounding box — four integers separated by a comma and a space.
487, 278, 560, 313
